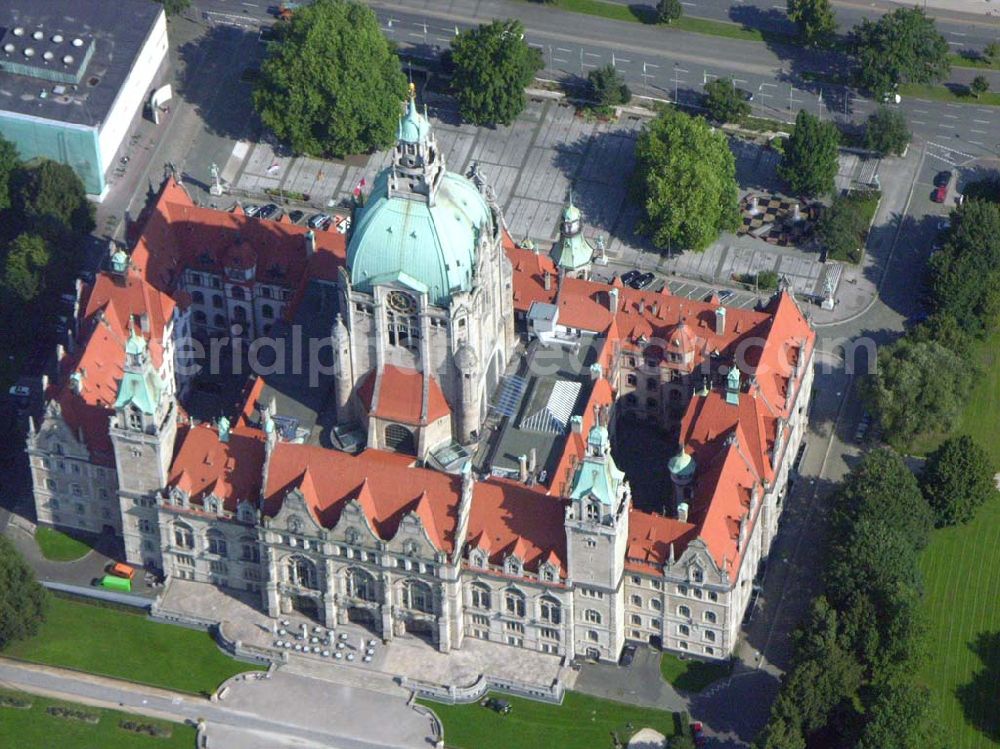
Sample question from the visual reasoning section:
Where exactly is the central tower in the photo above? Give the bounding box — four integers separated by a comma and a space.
335, 88, 515, 459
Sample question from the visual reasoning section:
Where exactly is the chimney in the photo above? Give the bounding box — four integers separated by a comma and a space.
305, 229, 316, 257
56, 344, 65, 362
543, 270, 552, 291
676, 502, 689, 523
638, 300, 645, 315
518, 454, 529, 482
715, 306, 726, 336
528, 448, 537, 473
651, 302, 659, 317
41, 374, 49, 393
139, 313, 150, 335
609, 287, 619, 313
570, 414, 583, 434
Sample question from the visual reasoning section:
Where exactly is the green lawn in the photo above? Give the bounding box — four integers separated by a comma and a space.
0, 688, 195, 749
659, 653, 731, 692
421, 691, 677, 749
899, 83, 1000, 108
4, 595, 259, 695
34, 527, 94, 561
950, 53, 1000, 71
919, 497, 1000, 749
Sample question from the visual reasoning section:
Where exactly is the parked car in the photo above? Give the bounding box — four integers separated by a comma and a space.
107, 562, 136, 580
717, 289, 735, 303
620, 270, 641, 286
933, 170, 952, 188
288, 209, 305, 224
691, 720, 708, 747
244, 204, 262, 218
308, 213, 332, 229
737, 87, 754, 102
619, 642, 637, 667
481, 697, 511, 715
931, 185, 948, 203
630, 272, 655, 290
258, 203, 281, 220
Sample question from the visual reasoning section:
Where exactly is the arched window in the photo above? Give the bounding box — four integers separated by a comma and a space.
127, 407, 143, 431
192, 290, 204, 304
174, 522, 194, 550
240, 536, 260, 562
262, 304, 274, 319
194, 310, 207, 324
214, 314, 226, 327
212, 295, 223, 309
704, 611, 717, 624
233, 305, 248, 322
540, 596, 561, 625
678, 605, 691, 618
651, 598, 662, 611
287, 555, 318, 590
346, 567, 377, 602
231, 286, 246, 301
584, 608, 602, 624
206, 529, 227, 557
384, 424, 416, 455
586, 502, 601, 522
471, 583, 491, 609
405, 580, 433, 614
504, 589, 525, 617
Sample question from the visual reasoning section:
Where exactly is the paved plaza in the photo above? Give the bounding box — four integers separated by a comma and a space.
156, 579, 570, 694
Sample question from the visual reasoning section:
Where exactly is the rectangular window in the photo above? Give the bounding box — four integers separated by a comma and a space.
504, 621, 525, 634
506, 635, 523, 647
243, 567, 262, 582
472, 614, 489, 626
540, 627, 560, 641
541, 642, 558, 654
176, 554, 195, 567
631, 614, 642, 626
210, 561, 228, 575
138, 519, 153, 534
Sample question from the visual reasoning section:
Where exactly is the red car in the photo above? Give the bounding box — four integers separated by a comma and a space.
932, 185, 948, 203
691, 721, 708, 747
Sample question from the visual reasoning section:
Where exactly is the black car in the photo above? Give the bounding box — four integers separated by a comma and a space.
620, 270, 641, 286
258, 203, 282, 220
630, 272, 655, 290
619, 643, 637, 667
933, 171, 952, 188
481, 698, 511, 715
288, 209, 305, 224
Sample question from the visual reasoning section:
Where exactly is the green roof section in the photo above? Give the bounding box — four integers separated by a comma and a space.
347, 170, 492, 306
552, 196, 593, 273
398, 94, 431, 144
668, 444, 696, 478
570, 425, 626, 506
113, 367, 163, 415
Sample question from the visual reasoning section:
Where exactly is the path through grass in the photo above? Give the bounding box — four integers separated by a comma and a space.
4, 595, 258, 695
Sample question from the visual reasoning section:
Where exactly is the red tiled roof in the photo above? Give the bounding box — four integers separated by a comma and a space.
548, 377, 614, 497
357, 365, 451, 426
168, 423, 266, 512
626, 510, 698, 576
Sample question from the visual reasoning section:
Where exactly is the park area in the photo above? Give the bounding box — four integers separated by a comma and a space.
659, 653, 732, 693
33, 527, 93, 561
3, 594, 258, 695
0, 688, 194, 749
917, 329, 1000, 748
421, 691, 679, 749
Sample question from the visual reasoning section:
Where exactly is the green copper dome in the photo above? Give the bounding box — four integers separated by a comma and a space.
347, 170, 493, 306
668, 445, 695, 478
398, 96, 431, 144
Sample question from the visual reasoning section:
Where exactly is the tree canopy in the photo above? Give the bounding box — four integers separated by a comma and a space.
0, 536, 48, 649
864, 337, 971, 447
787, 0, 837, 46
702, 78, 751, 124
10, 159, 95, 243
656, 0, 683, 25
817, 192, 869, 263
970, 75, 990, 99
921, 435, 995, 527
253, 0, 407, 157
925, 199, 1000, 336
864, 106, 911, 157
0, 136, 18, 214
587, 64, 631, 109
155, 0, 190, 16
450, 19, 542, 127
633, 110, 740, 253
850, 7, 950, 97
778, 109, 840, 197
1, 234, 50, 304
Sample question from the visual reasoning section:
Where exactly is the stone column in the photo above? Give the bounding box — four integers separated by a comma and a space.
323, 558, 338, 627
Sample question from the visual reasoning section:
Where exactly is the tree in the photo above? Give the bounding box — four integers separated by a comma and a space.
587, 64, 631, 109
907, 312, 974, 361
787, 0, 837, 47
450, 20, 542, 126
702, 78, 751, 124
985, 41, 1000, 64
9, 160, 95, 245
856, 681, 940, 749
0, 536, 48, 649
1, 234, 50, 304
922, 436, 996, 527
864, 106, 911, 157
633, 109, 740, 253
656, 0, 683, 25
154, 0, 190, 15
971, 74, 990, 98
851, 8, 950, 97
778, 109, 840, 197
817, 194, 868, 262
925, 200, 1000, 335
253, 0, 407, 157
863, 338, 971, 447
0, 134, 18, 215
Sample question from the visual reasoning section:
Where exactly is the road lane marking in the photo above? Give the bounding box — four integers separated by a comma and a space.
557, 47, 572, 53
911, 120, 926, 125
585, 52, 601, 58
943, 114, 959, 119
913, 109, 928, 114
973, 119, 990, 124
971, 129, 988, 134
970, 140, 986, 146
938, 123, 955, 128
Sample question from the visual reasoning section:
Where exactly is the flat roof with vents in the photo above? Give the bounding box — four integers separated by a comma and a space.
0, 0, 162, 127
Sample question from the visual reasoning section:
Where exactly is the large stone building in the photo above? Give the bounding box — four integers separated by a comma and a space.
27, 98, 815, 664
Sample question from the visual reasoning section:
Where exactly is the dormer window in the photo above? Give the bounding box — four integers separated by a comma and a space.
505, 556, 522, 576
345, 528, 360, 545
471, 550, 487, 568
586, 501, 601, 522
205, 497, 220, 514
403, 539, 418, 556
691, 566, 704, 584
128, 407, 143, 431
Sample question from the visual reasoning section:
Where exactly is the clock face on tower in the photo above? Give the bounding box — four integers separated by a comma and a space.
386, 290, 417, 315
